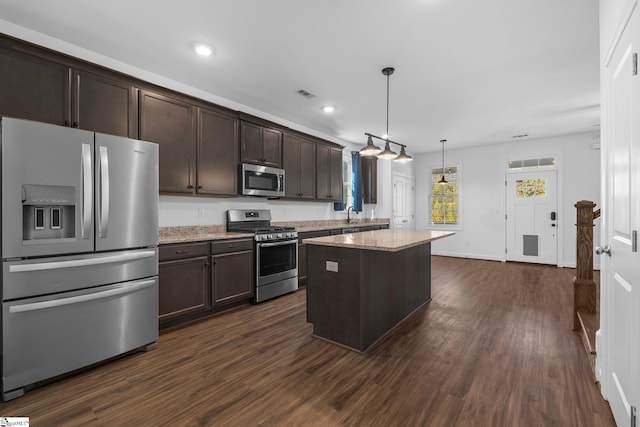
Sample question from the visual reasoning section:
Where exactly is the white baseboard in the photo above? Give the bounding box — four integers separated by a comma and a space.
433, 252, 601, 270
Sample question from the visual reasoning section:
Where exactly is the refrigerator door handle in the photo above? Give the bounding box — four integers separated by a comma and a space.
81, 143, 92, 239
8, 279, 157, 314
8, 250, 157, 273
98, 145, 110, 238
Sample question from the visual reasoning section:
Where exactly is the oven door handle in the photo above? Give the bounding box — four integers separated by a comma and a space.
258, 240, 297, 248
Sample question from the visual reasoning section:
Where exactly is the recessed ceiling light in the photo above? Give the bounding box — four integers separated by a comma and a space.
323, 106, 335, 113
194, 43, 214, 56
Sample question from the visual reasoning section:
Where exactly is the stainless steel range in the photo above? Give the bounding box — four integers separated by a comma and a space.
227, 210, 297, 303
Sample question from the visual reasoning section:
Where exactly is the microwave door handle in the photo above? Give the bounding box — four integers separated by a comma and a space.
81, 143, 92, 239
98, 146, 110, 238
278, 174, 283, 192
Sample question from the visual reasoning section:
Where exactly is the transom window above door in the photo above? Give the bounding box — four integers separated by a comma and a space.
508, 157, 555, 170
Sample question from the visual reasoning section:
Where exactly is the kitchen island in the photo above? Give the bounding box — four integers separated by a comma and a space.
304, 229, 454, 351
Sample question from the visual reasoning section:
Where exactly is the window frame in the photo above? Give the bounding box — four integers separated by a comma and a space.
428, 161, 463, 231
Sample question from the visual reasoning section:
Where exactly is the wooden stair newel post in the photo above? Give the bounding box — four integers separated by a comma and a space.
573, 200, 597, 331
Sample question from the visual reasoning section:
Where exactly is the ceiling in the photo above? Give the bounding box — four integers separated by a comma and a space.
0, 0, 600, 154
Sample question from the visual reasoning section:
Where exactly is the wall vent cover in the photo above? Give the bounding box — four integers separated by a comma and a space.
296, 89, 316, 99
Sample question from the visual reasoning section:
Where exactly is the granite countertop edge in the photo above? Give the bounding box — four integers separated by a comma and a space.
303, 230, 455, 252
159, 218, 391, 245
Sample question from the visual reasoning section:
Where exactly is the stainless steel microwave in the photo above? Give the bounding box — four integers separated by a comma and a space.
240, 163, 285, 197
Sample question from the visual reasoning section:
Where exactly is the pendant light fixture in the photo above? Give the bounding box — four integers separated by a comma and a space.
361, 67, 412, 162
438, 139, 448, 185
360, 135, 382, 156
377, 68, 397, 159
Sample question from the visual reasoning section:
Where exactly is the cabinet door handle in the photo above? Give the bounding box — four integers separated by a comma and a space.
73, 122, 79, 128
187, 185, 194, 189
64, 120, 70, 127
175, 250, 189, 254
198, 185, 203, 189
204, 262, 210, 267
227, 245, 237, 249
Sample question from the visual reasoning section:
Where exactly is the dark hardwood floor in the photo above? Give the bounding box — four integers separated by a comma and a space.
1, 257, 615, 426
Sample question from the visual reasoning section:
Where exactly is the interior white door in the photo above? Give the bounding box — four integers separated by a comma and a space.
505, 170, 558, 265
599, 5, 640, 426
392, 173, 415, 230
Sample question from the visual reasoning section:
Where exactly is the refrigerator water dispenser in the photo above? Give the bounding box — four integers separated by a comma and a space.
22, 184, 75, 240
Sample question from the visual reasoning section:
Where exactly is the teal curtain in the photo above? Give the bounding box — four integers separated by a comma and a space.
352, 152, 363, 212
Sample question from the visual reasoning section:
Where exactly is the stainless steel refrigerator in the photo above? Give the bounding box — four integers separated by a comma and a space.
0, 117, 159, 401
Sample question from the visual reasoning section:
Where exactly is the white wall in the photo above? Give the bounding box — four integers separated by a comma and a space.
414, 132, 601, 268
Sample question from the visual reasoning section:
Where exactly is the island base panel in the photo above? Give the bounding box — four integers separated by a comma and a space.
307, 242, 431, 351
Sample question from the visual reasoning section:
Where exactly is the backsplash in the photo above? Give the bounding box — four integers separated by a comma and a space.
159, 196, 379, 227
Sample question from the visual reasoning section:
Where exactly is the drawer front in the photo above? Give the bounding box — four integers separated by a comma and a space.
210, 239, 253, 255
3, 278, 158, 393
159, 243, 209, 262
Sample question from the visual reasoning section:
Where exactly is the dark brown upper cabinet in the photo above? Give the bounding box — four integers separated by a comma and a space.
361, 156, 378, 204
139, 89, 196, 195
0, 48, 70, 126
0, 47, 137, 138
197, 107, 239, 196
283, 133, 316, 199
73, 70, 137, 138
316, 144, 343, 201
240, 121, 282, 167
197, 108, 239, 196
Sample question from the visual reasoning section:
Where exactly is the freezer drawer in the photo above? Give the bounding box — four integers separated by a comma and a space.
2, 277, 158, 399
3, 248, 158, 300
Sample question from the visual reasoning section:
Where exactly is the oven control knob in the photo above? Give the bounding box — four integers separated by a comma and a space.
277, 233, 284, 239
268, 234, 273, 239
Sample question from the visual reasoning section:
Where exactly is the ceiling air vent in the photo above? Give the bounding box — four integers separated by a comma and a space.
296, 89, 316, 99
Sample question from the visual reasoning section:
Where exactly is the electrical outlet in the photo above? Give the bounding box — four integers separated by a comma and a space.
198, 208, 205, 218
326, 261, 339, 272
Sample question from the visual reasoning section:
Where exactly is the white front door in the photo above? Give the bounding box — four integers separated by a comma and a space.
392, 173, 415, 230
505, 170, 558, 265
599, 5, 640, 426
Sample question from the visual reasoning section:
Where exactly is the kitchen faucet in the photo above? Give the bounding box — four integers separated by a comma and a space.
347, 206, 354, 224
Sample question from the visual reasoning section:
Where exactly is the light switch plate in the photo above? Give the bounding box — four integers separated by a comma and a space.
326, 261, 339, 272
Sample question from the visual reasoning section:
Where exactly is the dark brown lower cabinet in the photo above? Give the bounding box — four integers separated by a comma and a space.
211, 250, 253, 305
159, 239, 253, 329
210, 239, 253, 305
158, 243, 209, 322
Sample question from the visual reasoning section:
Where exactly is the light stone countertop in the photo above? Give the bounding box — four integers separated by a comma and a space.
303, 229, 455, 252
158, 218, 391, 245
159, 225, 252, 245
